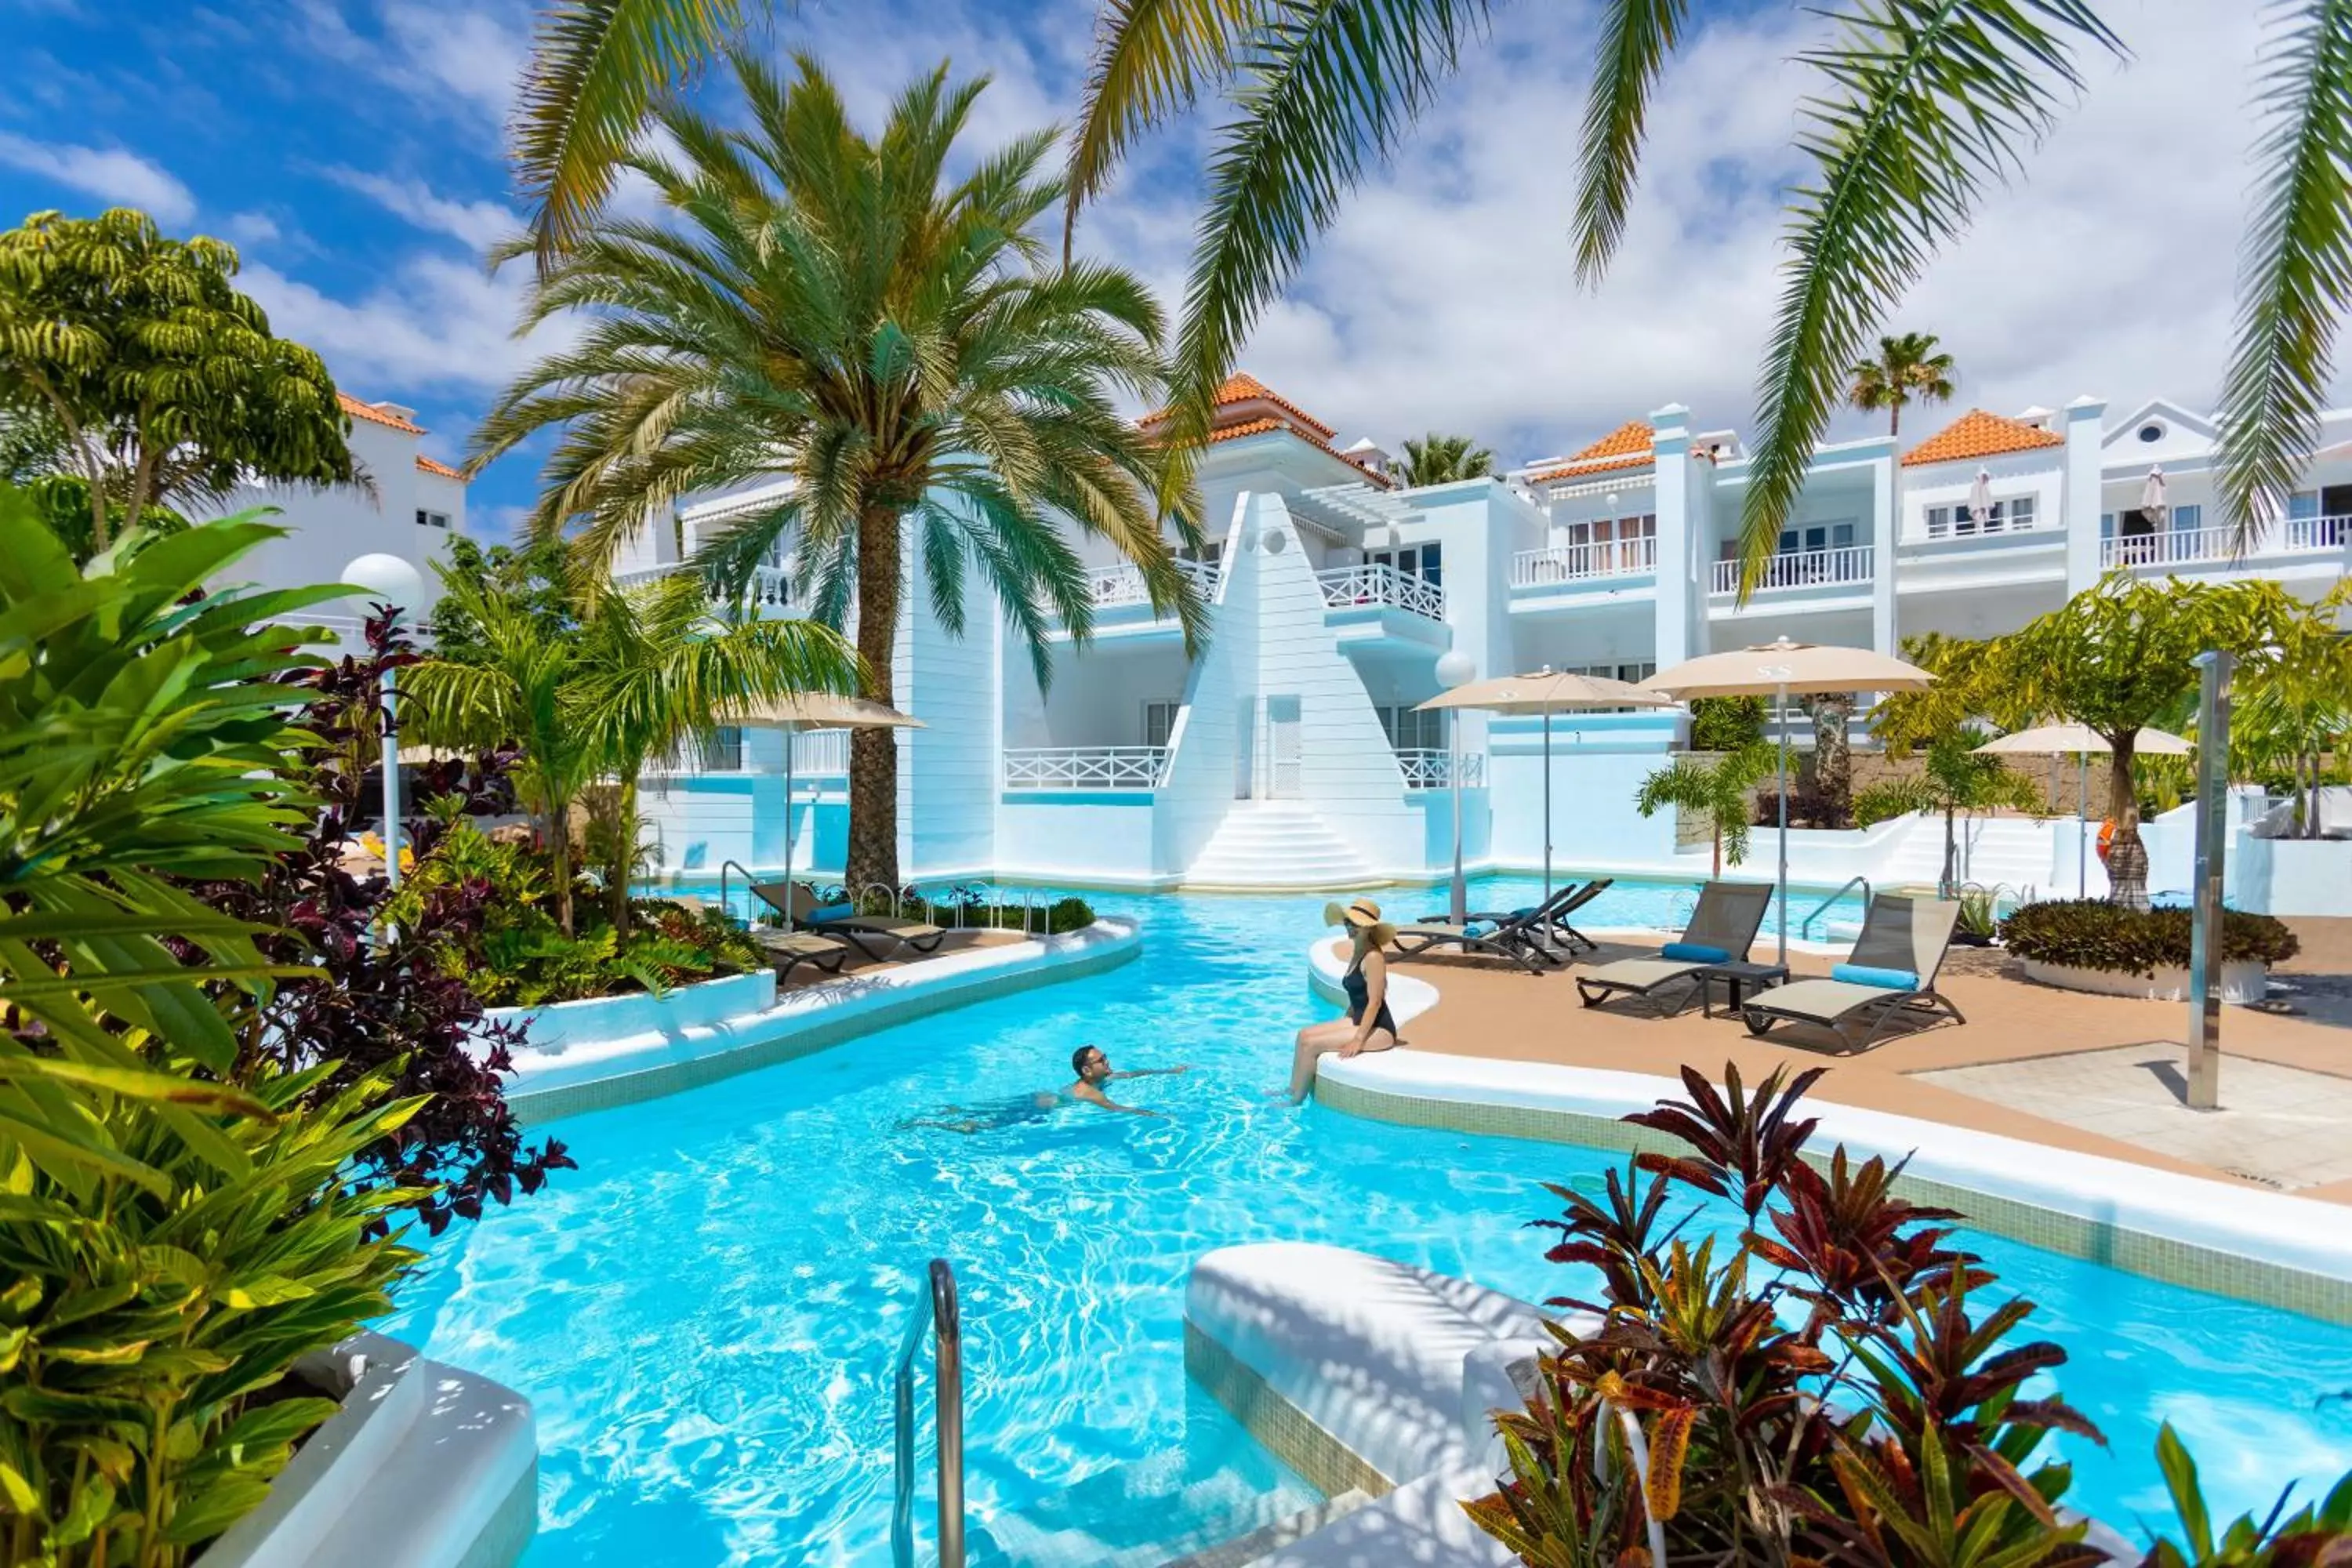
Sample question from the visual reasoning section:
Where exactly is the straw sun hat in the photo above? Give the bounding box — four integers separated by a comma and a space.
1323, 896, 1396, 947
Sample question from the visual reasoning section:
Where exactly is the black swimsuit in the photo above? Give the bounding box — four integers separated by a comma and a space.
1342, 953, 1398, 1037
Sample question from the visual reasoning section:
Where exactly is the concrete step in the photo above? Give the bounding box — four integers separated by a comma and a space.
1183, 803, 1379, 891
1160, 1490, 1374, 1568
981, 1450, 1321, 1568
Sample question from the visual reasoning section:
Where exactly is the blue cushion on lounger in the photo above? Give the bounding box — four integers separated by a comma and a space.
1832, 964, 1918, 991
1661, 942, 1730, 964
810, 902, 857, 924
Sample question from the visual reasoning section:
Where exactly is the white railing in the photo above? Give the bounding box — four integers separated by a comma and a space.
2100, 526, 2236, 570
1510, 535, 1657, 586
2285, 513, 2350, 553
1711, 545, 1874, 595
615, 561, 793, 609
1396, 749, 1486, 789
1002, 746, 1168, 790
1317, 563, 1446, 620
790, 729, 848, 775
1085, 557, 1221, 612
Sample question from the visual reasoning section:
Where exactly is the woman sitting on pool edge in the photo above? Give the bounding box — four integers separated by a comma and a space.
1287, 898, 1400, 1102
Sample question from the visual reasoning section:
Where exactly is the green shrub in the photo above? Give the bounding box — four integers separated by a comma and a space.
1998, 899, 2300, 974
1690, 695, 1767, 751
1047, 896, 1097, 934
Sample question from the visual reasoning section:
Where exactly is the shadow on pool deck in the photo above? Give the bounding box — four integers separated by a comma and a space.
1371, 913, 2352, 1206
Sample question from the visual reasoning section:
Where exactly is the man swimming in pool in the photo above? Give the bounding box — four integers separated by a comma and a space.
895, 1047, 1190, 1131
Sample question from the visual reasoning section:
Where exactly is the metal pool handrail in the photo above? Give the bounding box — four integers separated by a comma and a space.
717, 858, 760, 921
1798, 876, 1871, 942
891, 1258, 965, 1568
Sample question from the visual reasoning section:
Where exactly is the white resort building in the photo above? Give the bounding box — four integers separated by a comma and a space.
260, 376, 2351, 908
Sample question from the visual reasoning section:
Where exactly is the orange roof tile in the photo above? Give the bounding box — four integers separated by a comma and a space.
1901, 408, 2063, 467
1529, 419, 1656, 483
338, 391, 426, 435
1205, 416, 1288, 445
1144, 371, 1339, 440
415, 455, 465, 481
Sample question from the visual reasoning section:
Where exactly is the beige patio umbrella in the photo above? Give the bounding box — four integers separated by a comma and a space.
1976, 723, 2190, 898
1646, 637, 1935, 962
721, 693, 924, 930
1419, 669, 1674, 901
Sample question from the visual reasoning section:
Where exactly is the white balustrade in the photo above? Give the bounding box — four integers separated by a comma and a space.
1002, 746, 1169, 790
1395, 749, 1486, 789
615, 561, 793, 609
1085, 557, 1221, 612
1710, 545, 1875, 595
2100, 525, 2238, 570
2285, 513, 2350, 553
1510, 535, 1657, 586
1317, 562, 1446, 620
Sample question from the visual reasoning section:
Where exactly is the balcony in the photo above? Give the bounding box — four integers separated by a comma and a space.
1088, 556, 1221, 608
1396, 749, 1486, 789
1003, 746, 1167, 791
1711, 545, 1874, 596
2103, 515, 2351, 571
615, 561, 794, 611
1511, 535, 1657, 587
1318, 564, 1446, 619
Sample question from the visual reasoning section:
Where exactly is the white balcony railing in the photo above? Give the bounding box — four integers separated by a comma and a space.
615, 561, 794, 609
1318, 563, 1446, 620
2286, 513, 2350, 553
1085, 557, 1222, 613
1396, 749, 1486, 789
1711, 545, 1875, 596
2103, 515, 2350, 570
1003, 746, 1168, 790
1511, 535, 1657, 586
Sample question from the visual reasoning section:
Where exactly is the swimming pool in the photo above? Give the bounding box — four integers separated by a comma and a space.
387, 881, 2352, 1566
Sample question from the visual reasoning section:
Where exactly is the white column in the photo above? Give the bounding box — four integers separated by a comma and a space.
1650, 402, 1694, 670
2063, 395, 2107, 596
1870, 445, 1897, 655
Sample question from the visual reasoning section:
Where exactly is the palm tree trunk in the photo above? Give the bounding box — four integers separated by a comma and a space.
547, 791, 576, 936
846, 503, 903, 898
2104, 731, 2148, 911
1888, 404, 1900, 438
604, 777, 639, 936
1809, 695, 1853, 826
1711, 823, 1722, 878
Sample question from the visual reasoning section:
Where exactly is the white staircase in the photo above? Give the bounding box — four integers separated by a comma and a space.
978, 1450, 1334, 1568
1870, 815, 2052, 896
1182, 801, 1381, 891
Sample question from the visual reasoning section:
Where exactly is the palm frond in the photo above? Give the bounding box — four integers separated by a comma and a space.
1733, 0, 2122, 599
511, 0, 750, 270
2217, 0, 2352, 552
1573, 0, 1691, 285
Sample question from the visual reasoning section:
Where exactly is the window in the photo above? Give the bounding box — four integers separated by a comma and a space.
1377, 703, 1444, 752
1926, 495, 2036, 539
2290, 490, 2321, 521
2100, 511, 2115, 539
2137, 423, 2165, 443
1144, 700, 1181, 749
2172, 503, 2203, 535
1370, 543, 1443, 585
416, 509, 449, 529
700, 726, 743, 771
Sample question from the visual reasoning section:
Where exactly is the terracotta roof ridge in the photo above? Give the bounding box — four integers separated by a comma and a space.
1901, 407, 2064, 467
338, 390, 426, 435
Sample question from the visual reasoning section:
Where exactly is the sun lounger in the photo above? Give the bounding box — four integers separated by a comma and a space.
1738, 894, 1965, 1051
748, 880, 947, 961
1572, 881, 1773, 1015
751, 927, 851, 984
1465, 877, 1616, 954
1388, 888, 1577, 975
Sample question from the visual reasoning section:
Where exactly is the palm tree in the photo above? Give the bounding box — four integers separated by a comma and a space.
1044, 0, 2352, 580
1853, 728, 2046, 898
405, 568, 858, 934
1397, 432, 1494, 485
1846, 333, 1956, 438
475, 51, 1204, 894
1634, 743, 1770, 877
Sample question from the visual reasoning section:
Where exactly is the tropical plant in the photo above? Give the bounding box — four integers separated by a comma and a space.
1398, 431, 1495, 485
1846, 331, 1957, 437
2227, 579, 2352, 840
1998, 900, 2300, 975
2143, 1421, 2352, 1568
1853, 727, 2046, 896
474, 51, 1203, 892
1469, 1063, 2104, 1568
1689, 695, 1766, 753
1802, 691, 1856, 825
408, 565, 857, 934
1635, 742, 1770, 876
0, 209, 355, 554
0, 488, 426, 1561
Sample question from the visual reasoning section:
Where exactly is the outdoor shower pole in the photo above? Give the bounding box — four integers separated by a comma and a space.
2187, 650, 2232, 1111
1775, 681, 1790, 964
782, 732, 797, 933
1541, 706, 1554, 902
2077, 753, 2089, 898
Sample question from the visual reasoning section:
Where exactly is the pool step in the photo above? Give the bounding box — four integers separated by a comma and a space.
979, 1449, 1319, 1568
1160, 1488, 1374, 1567
1182, 802, 1380, 892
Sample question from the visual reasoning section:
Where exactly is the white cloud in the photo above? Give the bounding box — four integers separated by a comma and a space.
325, 166, 520, 252
0, 132, 195, 223
220, 209, 281, 248
241, 252, 572, 399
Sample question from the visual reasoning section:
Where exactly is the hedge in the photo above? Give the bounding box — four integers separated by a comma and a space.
1997, 899, 2300, 975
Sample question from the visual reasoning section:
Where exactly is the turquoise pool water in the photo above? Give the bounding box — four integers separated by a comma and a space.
386, 880, 2352, 1566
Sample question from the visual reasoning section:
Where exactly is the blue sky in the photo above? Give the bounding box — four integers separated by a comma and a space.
0, 0, 2288, 542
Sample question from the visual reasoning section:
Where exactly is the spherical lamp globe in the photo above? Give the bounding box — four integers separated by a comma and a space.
1435, 649, 1477, 690
341, 553, 426, 622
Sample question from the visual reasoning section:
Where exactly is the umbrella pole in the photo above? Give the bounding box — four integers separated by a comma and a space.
1542, 706, 1554, 902
1777, 682, 1790, 964
782, 734, 797, 935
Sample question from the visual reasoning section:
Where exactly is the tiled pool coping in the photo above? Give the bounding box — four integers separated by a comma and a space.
1305, 942, 2352, 1327
502, 918, 1140, 1122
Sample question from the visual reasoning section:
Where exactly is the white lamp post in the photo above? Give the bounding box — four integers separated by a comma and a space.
341, 554, 426, 889
1435, 648, 1477, 924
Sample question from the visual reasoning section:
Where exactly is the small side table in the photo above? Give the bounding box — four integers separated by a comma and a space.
1697, 960, 1790, 1019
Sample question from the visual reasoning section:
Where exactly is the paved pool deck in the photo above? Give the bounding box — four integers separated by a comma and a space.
1374, 915, 2352, 1205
